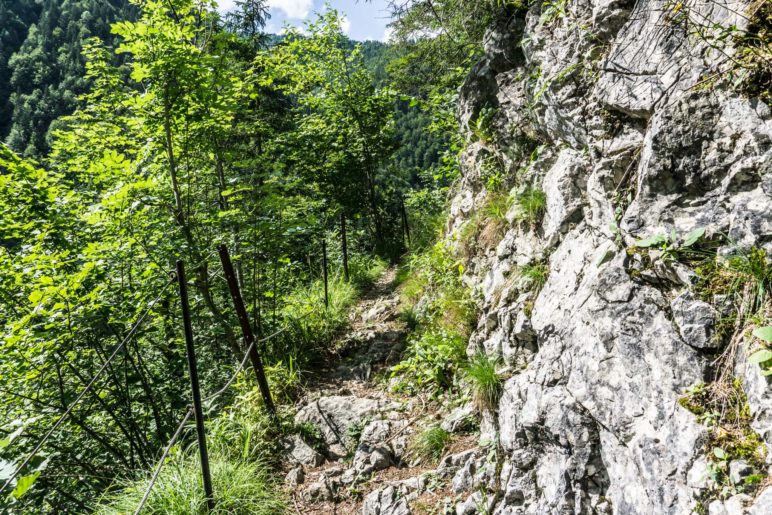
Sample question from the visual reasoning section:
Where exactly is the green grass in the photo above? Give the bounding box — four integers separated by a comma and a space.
95, 454, 286, 514
512, 186, 546, 228
347, 254, 388, 288
398, 305, 420, 331
271, 275, 358, 369
465, 352, 503, 411
411, 425, 452, 462
520, 262, 549, 293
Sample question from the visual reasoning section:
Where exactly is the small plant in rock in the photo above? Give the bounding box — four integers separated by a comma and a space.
465, 352, 504, 411
472, 106, 497, 144
633, 226, 706, 262
411, 425, 452, 462
747, 326, 772, 376
512, 186, 546, 230
520, 261, 549, 293
678, 379, 767, 500
295, 422, 327, 454
346, 417, 371, 447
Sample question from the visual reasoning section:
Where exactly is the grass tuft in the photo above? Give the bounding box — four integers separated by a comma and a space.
512, 186, 546, 229
411, 425, 452, 463
520, 261, 549, 293
95, 454, 286, 514
465, 352, 503, 411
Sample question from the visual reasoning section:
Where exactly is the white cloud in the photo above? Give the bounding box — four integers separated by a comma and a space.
278, 24, 307, 35
339, 15, 351, 34
268, 0, 314, 19
381, 27, 394, 42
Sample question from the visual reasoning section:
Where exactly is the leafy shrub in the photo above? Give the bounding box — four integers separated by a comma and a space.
410, 425, 452, 462
465, 352, 503, 411
391, 329, 467, 393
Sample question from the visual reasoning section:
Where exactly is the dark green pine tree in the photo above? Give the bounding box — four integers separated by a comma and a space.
3, 0, 137, 157
0, 0, 41, 141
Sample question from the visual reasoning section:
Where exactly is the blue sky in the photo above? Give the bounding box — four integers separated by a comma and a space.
217, 0, 393, 42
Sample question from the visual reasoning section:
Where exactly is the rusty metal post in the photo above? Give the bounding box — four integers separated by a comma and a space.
401, 197, 411, 245
322, 237, 329, 309
340, 213, 349, 282
217, 245, 276, 416
176, 260, 215, 511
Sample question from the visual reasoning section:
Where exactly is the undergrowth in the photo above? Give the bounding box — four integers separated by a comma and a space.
391, 241, 476, 395
95, 454, 286, 514
410, 425, 452, 463
97, 250, 387, 513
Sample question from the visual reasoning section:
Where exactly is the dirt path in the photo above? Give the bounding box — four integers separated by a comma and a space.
279, 267, 471, 515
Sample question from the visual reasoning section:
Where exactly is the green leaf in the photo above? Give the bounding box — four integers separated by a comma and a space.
12, 472, 40, 499
713, 447, 728, 460
752, 326, 772, 343
634, 234, 667, 248
28, 291, 43, 303
682, 227, 705, 248
747, 349, 772, 364
596, 248, 616, 267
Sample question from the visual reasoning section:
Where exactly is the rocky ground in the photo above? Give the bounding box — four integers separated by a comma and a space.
280, 269, 487, 514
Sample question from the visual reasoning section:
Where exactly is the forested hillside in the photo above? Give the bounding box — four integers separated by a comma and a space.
0, 0, 139, 157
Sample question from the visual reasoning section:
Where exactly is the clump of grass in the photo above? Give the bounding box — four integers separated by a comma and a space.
348, 254, 388, 288
479, 190, 512, 248
520, 261, 549, 293
459, 190, 511, 256
411, 425, 452, 463
512, 186, 546, 229
465, 352, 503, 411
95, 454, 286, 514
398, 305, 420, 331
264, 355, 302, 403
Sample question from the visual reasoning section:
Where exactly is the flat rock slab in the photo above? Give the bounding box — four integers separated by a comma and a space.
295, 395, 400, 459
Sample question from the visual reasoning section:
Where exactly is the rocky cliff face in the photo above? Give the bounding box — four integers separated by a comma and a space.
445, 0, 771, 513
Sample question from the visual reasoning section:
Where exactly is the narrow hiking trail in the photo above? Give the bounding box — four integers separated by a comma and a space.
281, 268, 480, 515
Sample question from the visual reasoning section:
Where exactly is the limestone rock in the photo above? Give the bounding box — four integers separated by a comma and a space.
295, 396, 398, 459
282, 434, 324, 467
